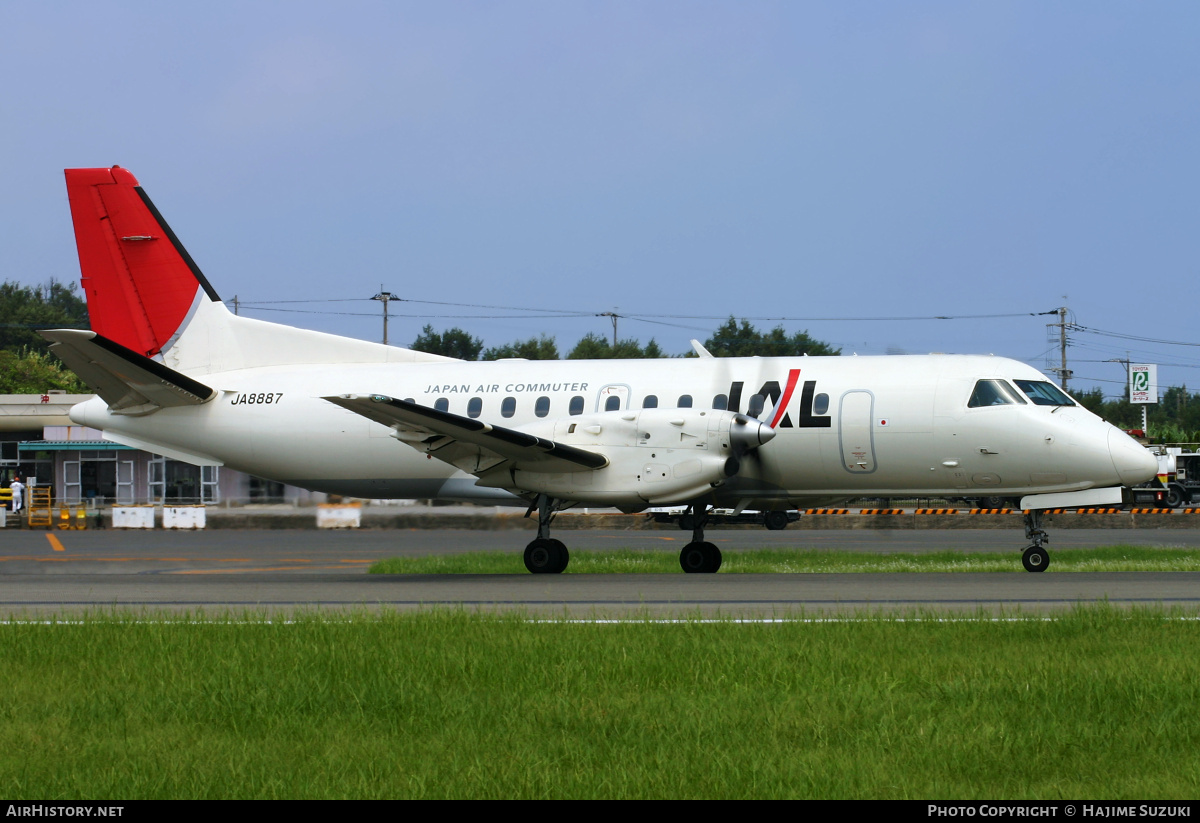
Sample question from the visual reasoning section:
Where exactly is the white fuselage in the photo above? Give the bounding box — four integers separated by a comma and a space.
69, 352, 1154, 509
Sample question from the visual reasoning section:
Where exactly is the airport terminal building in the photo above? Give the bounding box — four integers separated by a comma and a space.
1, 393, 324, 506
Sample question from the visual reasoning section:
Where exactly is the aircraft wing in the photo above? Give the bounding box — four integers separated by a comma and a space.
325, 394, 609, 476
41, 329, 216, 416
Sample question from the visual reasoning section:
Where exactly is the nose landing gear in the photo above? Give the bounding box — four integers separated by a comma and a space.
1022, 510, 1051, 573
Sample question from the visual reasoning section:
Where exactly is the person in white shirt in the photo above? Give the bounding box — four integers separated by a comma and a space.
9, 477, 24, 513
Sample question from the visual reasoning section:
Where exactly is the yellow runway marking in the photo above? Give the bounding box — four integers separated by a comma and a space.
45, 534, 65, 552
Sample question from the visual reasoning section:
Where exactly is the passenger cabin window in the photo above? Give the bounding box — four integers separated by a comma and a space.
712, 394, 728, 410
1014, 380, 1075, 407
813, 393, 829, 416
605, 395, 621, 412
501, 397, 516, 418
434, 398, 449, 412
643, 395, 658, 409
677, 395, 693, 408
535, 396, 551, 417
569, 396, 584, 415
467, 397, 482, 418
968, 380, 1026, 408
746, 394, 766, 418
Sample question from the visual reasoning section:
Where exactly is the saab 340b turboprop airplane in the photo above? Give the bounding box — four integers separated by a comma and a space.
43, 167, 1157, 573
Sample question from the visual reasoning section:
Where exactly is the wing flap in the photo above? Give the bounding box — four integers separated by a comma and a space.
324, 394, 608, 475
41, 329, 216, 415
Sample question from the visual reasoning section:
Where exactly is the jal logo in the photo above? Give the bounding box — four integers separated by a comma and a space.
728, 369, 831, 429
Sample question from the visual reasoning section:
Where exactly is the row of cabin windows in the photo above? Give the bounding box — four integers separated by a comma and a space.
421, 393, 738, 419
645, 394, 731, 410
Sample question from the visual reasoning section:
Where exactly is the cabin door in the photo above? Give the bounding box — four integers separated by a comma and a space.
839, 390, 877, 473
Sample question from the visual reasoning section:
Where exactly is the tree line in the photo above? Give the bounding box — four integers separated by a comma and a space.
1074, 386, 1200, 444
410, 317, 841, 361
0, 280, 89, 393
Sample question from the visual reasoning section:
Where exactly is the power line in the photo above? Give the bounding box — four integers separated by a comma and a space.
232, 295, 1061, 324
240, 306, 594, 320
1070, 325, 1200, 348
624, 310, 1062, 322
238, 297, 604, 315
1073, 358, 1200, 369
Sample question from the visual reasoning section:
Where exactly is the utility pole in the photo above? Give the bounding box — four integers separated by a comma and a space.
372, 287, 397, 346
1107, 356, 1132, 391
1114, 355, 1131, 384
1058, 306, 1070, 391
1047, 304, 1073, 390
599, 311, 619, 348
231, 295, 239, 316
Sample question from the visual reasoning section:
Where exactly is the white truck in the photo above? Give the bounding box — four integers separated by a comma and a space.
1128, 446, 1200, 508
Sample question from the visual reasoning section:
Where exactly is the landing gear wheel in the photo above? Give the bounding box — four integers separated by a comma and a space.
1022, 545, 1049, 573
549, 539, 569, 573
679, 541, 722, 574
764, 510, 789, 531
525, 538, 569, 574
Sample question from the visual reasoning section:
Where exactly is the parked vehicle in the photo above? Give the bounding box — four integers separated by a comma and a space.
1127, 446, 1200, 508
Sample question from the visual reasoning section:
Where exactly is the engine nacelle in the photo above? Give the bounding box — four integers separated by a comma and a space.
477, 407, 775, 508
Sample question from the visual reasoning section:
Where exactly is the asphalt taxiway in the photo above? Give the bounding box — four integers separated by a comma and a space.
2, 528, 1200, 616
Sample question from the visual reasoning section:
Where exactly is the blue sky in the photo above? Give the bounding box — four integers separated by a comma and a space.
3, 2, 1198, 399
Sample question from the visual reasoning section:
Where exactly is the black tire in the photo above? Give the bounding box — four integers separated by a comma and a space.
678, 514, 696, 531
548, 539, 569, 573
679, 541, 722, 574
979, 496, 1006, 509
1022, 545, 1049, 573
764, 510, 789, 531
524, 538, 567, 574
1166, 486, 1186, 509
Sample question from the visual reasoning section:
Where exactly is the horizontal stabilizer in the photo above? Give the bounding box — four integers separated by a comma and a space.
100, 430, 223, 467
41, 329, 216, 416
325, 393, 608, 476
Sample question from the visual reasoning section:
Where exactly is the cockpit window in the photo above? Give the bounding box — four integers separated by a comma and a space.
1013, 380, 1075, 406
968, 379, 1027, 408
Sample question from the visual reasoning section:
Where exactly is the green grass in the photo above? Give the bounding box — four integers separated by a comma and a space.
2, 607, 1200, 798
369, 544, 1200, 574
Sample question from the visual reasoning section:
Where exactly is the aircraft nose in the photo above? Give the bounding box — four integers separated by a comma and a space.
1108, 428, 1158, 486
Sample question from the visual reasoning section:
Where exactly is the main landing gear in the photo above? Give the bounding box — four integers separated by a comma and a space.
522, 496, 723, 575
1021, 510, 1050, 573
524, 494, 570, 574
678, 503, 722, 574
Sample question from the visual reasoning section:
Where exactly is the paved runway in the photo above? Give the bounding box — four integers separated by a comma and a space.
2, 528, 1200, 616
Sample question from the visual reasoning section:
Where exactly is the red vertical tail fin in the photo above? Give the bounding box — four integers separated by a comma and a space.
65, 166, 221, 358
